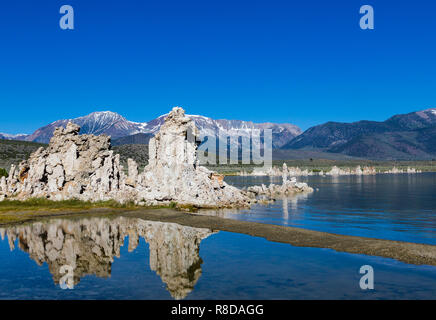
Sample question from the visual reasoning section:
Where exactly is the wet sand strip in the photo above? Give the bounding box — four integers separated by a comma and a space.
1, 207, 435, 266
123, 209, 436, 267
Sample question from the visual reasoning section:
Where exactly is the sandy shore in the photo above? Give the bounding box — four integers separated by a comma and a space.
1, 208, 436, 266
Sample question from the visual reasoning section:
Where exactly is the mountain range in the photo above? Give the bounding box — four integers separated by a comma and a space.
283, 108, 436, 160
1, 107, 436, 160
0, 133, 29, 141
0, 111, 301, 148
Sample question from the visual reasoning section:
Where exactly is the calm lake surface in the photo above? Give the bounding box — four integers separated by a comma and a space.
0, 173, 435, 299
225, 173, 436, 245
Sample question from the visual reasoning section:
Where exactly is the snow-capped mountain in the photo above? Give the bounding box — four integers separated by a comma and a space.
24, 111, 146, 143
128, 113, 302, 148
0, 133, 29, 140
3, 110, 301, 147
3, 107, 436, 159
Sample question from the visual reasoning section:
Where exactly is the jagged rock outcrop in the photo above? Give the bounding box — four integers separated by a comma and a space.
0, 107, 252, 208
246, 164, 313, 199
0, 122, 129, 202
0, 217, 213, 299
135, 107, 250, 207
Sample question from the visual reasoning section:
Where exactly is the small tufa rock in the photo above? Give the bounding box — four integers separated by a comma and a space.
246, 174, 313, 199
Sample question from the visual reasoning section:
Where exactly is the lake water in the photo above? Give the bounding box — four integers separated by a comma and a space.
0, 173, 435, 300
225, 173, 436, 245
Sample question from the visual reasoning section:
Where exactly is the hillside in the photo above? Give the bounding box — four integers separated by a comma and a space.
0, 140, 46, 171
112, 133, 154, 146
0, 138, 149, 173
3, 107, 436, 161
112, 144, 149, 169
282, 108, 436, 160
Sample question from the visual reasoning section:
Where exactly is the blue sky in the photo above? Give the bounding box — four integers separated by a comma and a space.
0, 0, 435, 134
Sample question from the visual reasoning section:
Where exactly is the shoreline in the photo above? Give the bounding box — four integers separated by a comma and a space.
1, 208, 435, 267
208, 160, 436, 176
237, 165, 424, 177
230, 171, 432, 177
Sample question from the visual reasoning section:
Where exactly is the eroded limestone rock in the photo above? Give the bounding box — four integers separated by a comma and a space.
0, 107, 254, 208
136, 107, 251, 207
0, 122, 128, 202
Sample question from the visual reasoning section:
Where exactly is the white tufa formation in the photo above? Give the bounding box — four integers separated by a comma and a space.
0, 107, 251, 208
135, 107, 251, 207
0, 122, 125, 202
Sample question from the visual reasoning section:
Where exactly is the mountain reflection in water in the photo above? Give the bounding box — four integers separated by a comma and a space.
0, 217, 214, 299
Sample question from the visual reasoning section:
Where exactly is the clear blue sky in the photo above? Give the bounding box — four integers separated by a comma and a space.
1, 0, 435, 134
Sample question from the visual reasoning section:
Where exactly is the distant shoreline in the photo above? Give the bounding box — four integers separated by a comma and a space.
212, 162, 436, 176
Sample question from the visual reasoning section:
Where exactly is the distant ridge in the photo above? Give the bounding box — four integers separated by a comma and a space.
2, 107, 436, 160
1, 110, 302, 148
282, 108, 436, 160
0, 133, 29, 141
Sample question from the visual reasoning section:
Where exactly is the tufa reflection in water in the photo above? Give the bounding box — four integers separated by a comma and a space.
0, 217, 215, 300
